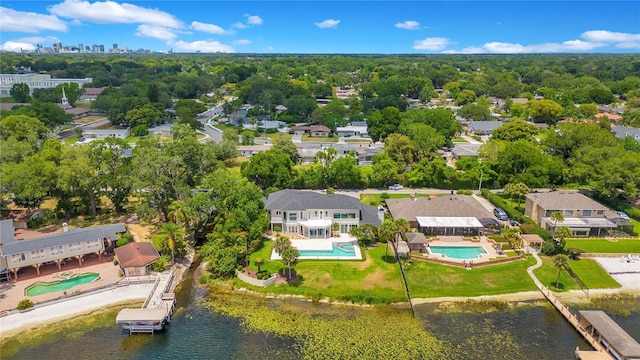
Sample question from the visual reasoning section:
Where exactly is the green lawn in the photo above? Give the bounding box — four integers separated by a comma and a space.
631, 218, 640, 236
567, 258, 620, 289
451, 138, 468, 143
360, 193, 432, 206
533, 256, 620, 291
533, 257, 581, 291
246, 242, 405, 303
245, 241, 545, 302
565, 239, 640, 253
301, 134, 338, 142
405, 256, 538, 297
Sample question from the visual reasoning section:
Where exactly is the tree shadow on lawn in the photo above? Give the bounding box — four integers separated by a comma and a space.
278, 269, 303, 286
381, 254, 398, 264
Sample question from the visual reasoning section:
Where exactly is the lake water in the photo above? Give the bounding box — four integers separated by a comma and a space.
6, 260, 640, 360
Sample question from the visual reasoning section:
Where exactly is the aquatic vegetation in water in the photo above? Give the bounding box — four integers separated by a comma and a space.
589, 293, 640, 316
436, 299, 511, 314
205, 286, 448, 359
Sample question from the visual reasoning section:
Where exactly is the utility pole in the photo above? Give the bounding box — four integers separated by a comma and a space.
478, 168, 483, 192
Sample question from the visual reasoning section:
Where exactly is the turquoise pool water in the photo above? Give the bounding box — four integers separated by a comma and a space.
429, 245, 487, 260
25, 273, 100, 296
298, 243, 356, 257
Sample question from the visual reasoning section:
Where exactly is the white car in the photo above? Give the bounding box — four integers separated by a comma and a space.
388, 184, 403, 190
617, 211, 630, 220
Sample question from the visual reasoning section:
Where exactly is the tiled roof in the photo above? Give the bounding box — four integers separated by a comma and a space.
264, 189, 381, 225
386, 195, 495, 225
2, 223, 126, 255
524, 192, 608, 211
114, 241, 160, 267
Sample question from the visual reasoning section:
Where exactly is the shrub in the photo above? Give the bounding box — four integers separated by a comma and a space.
116, 233, 134, 247
152, 255, 169, 272
519, 223, 537, 234
457, 189, 473, 195
17, 299, 34, 310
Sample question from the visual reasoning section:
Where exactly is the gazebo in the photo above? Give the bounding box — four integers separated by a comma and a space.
405, 232, 429, 253
520, 234, 544, 252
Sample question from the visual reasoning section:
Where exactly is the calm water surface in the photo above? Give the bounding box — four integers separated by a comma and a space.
7, 261, 640, 360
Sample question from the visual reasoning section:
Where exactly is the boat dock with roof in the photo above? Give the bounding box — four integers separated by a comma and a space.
116, 271, 176, 334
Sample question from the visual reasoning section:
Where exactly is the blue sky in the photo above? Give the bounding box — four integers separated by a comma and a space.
1, 1, 639, 53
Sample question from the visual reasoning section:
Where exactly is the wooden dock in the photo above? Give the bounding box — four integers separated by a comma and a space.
116, 271, 176, 334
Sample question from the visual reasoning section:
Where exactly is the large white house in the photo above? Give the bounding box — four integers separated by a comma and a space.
0, 73, 92, 97
263, 190, 383, 239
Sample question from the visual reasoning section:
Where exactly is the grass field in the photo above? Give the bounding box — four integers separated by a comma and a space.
360, 193, 432, 206
301, 134, 338, 142
245, 241, 545, 302
565, 239, 640, 253
405, 256, 538, 297
246, 242, 405, 303
567, 258, 621, 289
533, 256, 620, 291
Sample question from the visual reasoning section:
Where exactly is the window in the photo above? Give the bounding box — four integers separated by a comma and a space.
69, 242, 82, 252
596, 210, 604, 215
86, 239, 101, 249
582, 210, 591, 216
31, 249, 45, 260
11, 253, 26, 263
50, 245, 64, 256
333, 213, 357, 219
564, 210, 573, 217
289, 214, 297, 221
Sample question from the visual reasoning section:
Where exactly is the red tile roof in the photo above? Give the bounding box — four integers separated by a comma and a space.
114, 242, 160, 268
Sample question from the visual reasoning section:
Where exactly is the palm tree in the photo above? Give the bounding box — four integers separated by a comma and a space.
379, 218, 398, 258
254, 258, 264, 273
553, 254, 569, 288
550, 211, 565, 237
157, 222, 185, 264
281, 245, 300, 278
273, 235, 291, 255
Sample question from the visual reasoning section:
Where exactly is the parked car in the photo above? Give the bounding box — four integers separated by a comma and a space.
388, 184, 403, 190
494, 207, 509, 221
617, 211, 630, 220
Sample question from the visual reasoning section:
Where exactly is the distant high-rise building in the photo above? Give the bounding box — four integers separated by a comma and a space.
85, 45, 91, 52
54, 41, 62, 53
113, 43, 118, 49
78, 43, 83, 53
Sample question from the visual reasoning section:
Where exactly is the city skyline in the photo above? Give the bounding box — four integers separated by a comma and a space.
1, 1, 639, 54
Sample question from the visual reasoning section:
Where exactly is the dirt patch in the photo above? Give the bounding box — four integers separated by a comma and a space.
127, 223, 155, 242
353, 254, 374, 270
361, 268, 398, 290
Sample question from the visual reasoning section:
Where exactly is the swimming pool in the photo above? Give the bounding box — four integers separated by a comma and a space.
298, 242, 356, 257
428, 245, 487, 260
25, 273, 100, 296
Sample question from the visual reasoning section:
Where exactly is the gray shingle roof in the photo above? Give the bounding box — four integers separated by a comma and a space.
524, 192, 608, 211
468, 121, 503, 131
264, 190, 381, 226
612, 125, 640, 141
386, 195, 495, 224
0, 219, 15, 246
2, 223, 126, 256
579, 310, 640, 358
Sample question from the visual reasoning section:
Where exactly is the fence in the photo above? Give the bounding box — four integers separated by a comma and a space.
236, 270, 277, 287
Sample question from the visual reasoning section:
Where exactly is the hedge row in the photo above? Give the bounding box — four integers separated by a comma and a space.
480, 189, 553, 243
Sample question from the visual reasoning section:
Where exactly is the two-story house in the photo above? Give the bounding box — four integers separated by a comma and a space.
264, 190, 383, 239
524, 192, 617, 237
0, 219, 126, 280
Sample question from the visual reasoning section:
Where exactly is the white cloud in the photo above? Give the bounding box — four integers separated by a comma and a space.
233, 14, 263, 29
135, 25, 178, 41
0, 41, 36, 52
581, 30, 640, 43
0, 7, 68, 33
315, 19, 340, 29
48, 0, 183, 28
233, 39, 252, 45
233, 22, 248, 29
171, 40, 235, 53
246, 15, 263, 25
445, 29, 640, 54
413, 37, 451, 50
191, 21, 233, 35
395, 20, 420, 30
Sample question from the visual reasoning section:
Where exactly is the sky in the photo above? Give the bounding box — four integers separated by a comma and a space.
0, 1, 639, 54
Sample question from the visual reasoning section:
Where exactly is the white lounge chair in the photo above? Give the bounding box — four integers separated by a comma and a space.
620, 255, 627, 262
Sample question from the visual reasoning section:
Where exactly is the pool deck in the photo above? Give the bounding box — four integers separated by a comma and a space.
270, 236, 363, 260
0, 259, 123, 312
412, 236, 502, 264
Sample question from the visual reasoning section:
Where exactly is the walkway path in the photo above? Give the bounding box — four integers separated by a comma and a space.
0, 283, 154, 336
